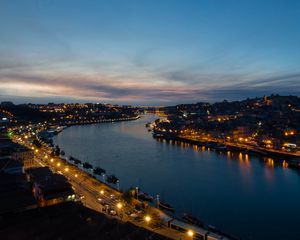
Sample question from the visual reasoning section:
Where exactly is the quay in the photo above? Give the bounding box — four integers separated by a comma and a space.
11, 123, 237, 240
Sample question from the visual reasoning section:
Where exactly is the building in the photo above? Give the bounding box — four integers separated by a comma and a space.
0, 173, 36, 214
0, 157, 24, 174
26, 167, 75, 207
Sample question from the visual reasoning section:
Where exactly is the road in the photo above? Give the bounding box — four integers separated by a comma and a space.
16, 138, 193, 240
181, 135, 300, 158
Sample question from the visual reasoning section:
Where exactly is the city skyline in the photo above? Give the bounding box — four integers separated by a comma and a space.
0, 0, 300, 105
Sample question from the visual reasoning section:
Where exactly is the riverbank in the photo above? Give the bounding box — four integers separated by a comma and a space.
21, 118, 237, 240
63, 115, 141, 126
0, 201, 169, 240
152, 132, 300, 168
51, 114, 300, 240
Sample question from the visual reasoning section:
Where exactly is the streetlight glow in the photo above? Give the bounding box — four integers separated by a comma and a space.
187, 230, 194, 237
117, 203, 122, 209
144, 215, 151, 223
57, 163, 61, 167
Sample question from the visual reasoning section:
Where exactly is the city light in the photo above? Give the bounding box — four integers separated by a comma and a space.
64, 167, 69, 172
74, 174, 78, 177
57, 163, 61, 167
117, 203, 122, 209
144, 215, 151, 223
50, 158, 54, 162
100, 190, 104, 195
187, 230, 194, 237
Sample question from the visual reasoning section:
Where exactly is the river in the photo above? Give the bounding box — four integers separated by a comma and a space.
53, 114, 300, 240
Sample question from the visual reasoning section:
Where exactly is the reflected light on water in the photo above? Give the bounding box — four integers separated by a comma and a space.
283, 160, 288, 169
266, 158, 274, 168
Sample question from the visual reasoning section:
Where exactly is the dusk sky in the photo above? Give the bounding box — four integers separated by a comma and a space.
0, 0, 299, 105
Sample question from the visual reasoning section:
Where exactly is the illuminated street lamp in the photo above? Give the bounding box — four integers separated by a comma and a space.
35, 149, 39, 153
64, 167, 69, 172
100, 190, 104, 195
187, 230, 194, 238
57, 163, 61, 167
50, 158, 54, 162
75, 174, 78, 178
144, 215, 151, 223
117, 203, 123, 209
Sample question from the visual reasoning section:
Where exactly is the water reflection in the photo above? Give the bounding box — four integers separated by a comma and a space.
156, 137, 293, 172
53, 114, 300, 240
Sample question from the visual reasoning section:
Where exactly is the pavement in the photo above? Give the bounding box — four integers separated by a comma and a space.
15, 137, 193, 240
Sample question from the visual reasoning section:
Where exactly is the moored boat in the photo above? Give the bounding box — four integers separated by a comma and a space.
106, 174, 119, 184
182, 213, 204, 227
93, 167, 106, 175
215, 144, 228, 151
288, 159, 300, 169
74, 159, 82, 165
158, 200, 175, 212
138, 192, 154, 202
83, 162, 93, 169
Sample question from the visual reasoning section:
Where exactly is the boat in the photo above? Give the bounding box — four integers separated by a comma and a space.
93, 167, 106, 175
138, 192, 154, 202
74, 159, 82, 165
158, 200, 175, 212
215, 144, 228, 151
106, 175, 119, 184
288, 159, 300, 169
182, 213, 204, 227
83, 162, 93, 169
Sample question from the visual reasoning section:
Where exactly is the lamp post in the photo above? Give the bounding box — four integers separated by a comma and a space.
136, 187, 139, 200
144, 215, 151, 239
117, 203, 123, 220
144, 215, 151, 224
187, 230, 194, 239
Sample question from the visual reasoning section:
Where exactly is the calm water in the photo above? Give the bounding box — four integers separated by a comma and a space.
53, 114, 300, 240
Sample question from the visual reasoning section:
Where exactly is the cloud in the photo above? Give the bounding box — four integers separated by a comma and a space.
1, 67, 300, 105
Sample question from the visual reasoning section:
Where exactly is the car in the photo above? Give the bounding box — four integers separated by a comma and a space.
125, 211, 132, 216
130, 213, 138, 218
97, 198, 108, 206
109, 209, 117, 216
110, 194, 115, 199
79, 195, 85, 200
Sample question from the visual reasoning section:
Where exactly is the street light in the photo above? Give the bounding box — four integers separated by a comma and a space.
50, 158, 54, 162
75, 174, 78, 178
144, 215, 151, 223
64, 167, 69, 172
57, 163, 61, 167
187, 230, 194, 237
100, 190, 104, 195
117, 203, 123, 209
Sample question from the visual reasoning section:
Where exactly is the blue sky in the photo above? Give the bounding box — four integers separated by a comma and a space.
0, 0, 299, 105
